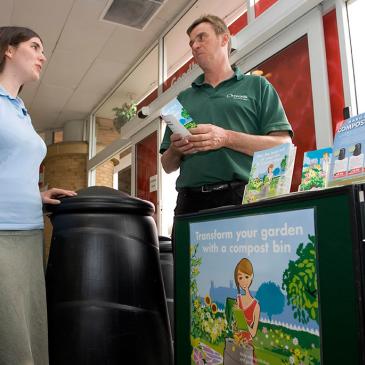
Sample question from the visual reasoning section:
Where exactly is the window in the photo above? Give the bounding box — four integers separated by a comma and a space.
113, 149, 132, 194
93, 46, 158, 154
163, 0, 247, 91
53, 130, 64, 144
347, 0, 365, 114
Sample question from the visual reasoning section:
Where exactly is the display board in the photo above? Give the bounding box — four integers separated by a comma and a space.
174, 185, 365, 365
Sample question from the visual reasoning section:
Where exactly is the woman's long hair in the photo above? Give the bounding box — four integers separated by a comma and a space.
0, 26, 42, 93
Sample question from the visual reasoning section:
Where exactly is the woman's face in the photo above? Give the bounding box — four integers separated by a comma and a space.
237, 270, 253, 291
6, 37, 46, 82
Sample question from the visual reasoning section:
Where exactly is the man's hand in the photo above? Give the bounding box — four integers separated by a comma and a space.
161, 123, 291, 174
41, 188, 77, 205
161, 133, 195, 173
188, 125, 291, 156
170, 133, 195, 155
188, 124, 227, 152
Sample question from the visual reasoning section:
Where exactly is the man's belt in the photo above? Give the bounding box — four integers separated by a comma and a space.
177, 180, 246, 193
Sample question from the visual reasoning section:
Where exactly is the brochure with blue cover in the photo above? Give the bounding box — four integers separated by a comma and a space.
298, 147, 332, 191
160, 98, 197, 137
242, 143, 296, 203
328, 112, 365, 187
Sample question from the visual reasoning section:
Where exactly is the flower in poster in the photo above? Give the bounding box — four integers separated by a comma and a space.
294, 348, 301, 357
204, 295, 212, 306
190, 244, 228, 344
298, 164, 326, 191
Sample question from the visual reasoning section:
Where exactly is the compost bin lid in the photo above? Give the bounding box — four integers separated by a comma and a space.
45, 186, 154, 215
159, 236, 172, 253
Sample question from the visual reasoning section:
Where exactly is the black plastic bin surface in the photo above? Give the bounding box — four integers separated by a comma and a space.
46, 186, 173, 365
158, 236, 174, 338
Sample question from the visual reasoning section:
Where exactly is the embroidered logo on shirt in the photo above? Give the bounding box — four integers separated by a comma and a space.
226, 93, 248, 101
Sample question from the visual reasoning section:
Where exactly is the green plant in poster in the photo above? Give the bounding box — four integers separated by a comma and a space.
253, 324, 320, 365
247, 176, 264, 191
281, 154, 288, 171
299, 165, 326, 191
282, 235, 318, 324
190, 244, 228, 345
181, 107, 197, 129
190, 244, 201, 302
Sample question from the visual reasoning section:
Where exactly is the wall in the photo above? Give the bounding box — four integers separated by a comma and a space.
42, 141, 88, 260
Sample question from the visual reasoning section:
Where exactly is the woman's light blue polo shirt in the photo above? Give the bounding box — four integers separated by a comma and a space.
0, 85, 47, 230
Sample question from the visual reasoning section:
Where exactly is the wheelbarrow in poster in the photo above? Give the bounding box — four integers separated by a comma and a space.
189, 208, 320, 365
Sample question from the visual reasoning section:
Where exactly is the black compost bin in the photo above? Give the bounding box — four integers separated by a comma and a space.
158, 236, 174, 338
46, 186, 173, 365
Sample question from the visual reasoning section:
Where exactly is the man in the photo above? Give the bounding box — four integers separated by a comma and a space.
160, 15, 293, 215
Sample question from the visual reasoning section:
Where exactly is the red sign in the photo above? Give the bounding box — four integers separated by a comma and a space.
137, 88, 158, 111
163, 58, 196, 92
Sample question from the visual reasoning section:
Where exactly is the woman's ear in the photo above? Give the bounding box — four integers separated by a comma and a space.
5, 45, 14, 59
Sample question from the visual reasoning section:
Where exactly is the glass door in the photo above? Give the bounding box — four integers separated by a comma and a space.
347, 0, 365, 115
236, 8, 332, 190
135, 131, 158, 223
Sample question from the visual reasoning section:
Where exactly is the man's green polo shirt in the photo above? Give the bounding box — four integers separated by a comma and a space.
160, 68, 293, 188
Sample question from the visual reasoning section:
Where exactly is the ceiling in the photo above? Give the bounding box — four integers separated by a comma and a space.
95, 0, 246, 121
0, 0, 193, 131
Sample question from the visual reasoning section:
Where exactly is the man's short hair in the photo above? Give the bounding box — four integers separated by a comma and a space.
186, 14, 231, 55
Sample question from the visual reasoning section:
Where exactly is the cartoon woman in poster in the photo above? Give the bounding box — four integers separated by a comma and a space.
262, 164, 274, 197
224, 258, 260, 365
266, 164, 274, 182
321, 151, 330, 174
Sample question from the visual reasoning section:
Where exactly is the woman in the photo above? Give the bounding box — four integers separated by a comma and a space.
0, 26, 76, 365
234, 258, 260, 344
224, 258, 260, 365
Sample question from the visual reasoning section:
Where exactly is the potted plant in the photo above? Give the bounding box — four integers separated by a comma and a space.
112, 101, 137, 130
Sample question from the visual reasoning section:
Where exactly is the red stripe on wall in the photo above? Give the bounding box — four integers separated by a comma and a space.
228, 12, 248, 36
323, 9, 345, 135
137, 88, 158, 111
255, 0, 278, 18
162, 58, 196, 92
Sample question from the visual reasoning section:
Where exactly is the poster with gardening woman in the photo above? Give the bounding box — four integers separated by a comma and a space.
189, 208, 320, 365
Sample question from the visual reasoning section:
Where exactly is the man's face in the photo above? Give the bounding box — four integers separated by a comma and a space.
188, 22, 227, 69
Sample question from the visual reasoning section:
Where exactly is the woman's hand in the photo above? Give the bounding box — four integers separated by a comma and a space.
41, 188, 77, 205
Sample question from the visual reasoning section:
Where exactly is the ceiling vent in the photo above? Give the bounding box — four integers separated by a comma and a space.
101, 0, 165, 30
